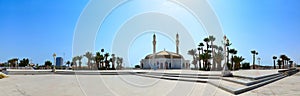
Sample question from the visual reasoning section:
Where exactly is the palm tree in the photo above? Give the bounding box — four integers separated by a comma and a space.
229, 49, 237, 70
100, 49, 105, 68
209, 36, 216, 68
188, 49, 197, 69
116, 57, 123, 69
277, 60, 282, 69
209, 36, 216, 53
111, 54, 116, 69
215, 46, 224, 70
90, 55, 95, 69
286, 58, 290, 68
198, 43, 205, 69
72, 56, 78, 69
100, 55, 104, 68
95, 52, 101, 69
77, 56, 83, 69
66, 61, 71, 67
8, 58, 16, 68
273, 56, 277, 69
280, 55, 287, 69
104, 53, 110, 69
199, 53, 211, 70
120, 57, 123, 69
84, 52, 93, 69
44, 60, 52, 69
203, 38, 210, 51
289, 61, 293, 68
251, 50, 258, 69
232, 56, 245, 70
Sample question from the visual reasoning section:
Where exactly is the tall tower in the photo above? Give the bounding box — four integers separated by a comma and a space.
153, 33, 156, 54
176, 33, 179, 54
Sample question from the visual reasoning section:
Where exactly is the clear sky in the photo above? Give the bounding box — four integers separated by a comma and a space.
0, 0, 299, 66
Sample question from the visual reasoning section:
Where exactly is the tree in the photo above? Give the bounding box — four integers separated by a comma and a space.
286, 58, 290, 68
116, 57, 123, 69
8, 58, 18, 68
135, 65, 141, 69
101, 49, 105, 53
72, 56, 78, 69
188, 49, 197, 69
198, 43, 205, 69
241, 62, 250, 69
277, 60, 282, 69
251, 50, 258, 69
289, 61, 293, 68
84, 52, 93, 69
280, 55, 287, 69
214, 46, 224, 70
111, 54, 116, 69
229, 49, 237, 70
77, 56, 83, 69
44, 60, 52, 69
209, 36, 216, 69
272, 56, 277, 69
104, 53, 110, 69
203, 38, 210, 51
232, 56, 245, 70
199, 53, 211, 71
95, 52, 101, 69
202, 37, 212, 70
66, 61, 71, 67
211, 45, 218, 70
19, 58, 29, 67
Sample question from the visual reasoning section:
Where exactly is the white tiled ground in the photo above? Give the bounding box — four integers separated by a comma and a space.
0, 69, 297, 96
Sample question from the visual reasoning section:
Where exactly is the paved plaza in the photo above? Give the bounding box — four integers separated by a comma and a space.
0, 69, 299, 96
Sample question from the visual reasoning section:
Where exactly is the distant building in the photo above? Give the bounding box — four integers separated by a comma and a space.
56, 57, 63, 67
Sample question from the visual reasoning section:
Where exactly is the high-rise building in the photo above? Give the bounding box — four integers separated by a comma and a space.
56, 57, 63, 67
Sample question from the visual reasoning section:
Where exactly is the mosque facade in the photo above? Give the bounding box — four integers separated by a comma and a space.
140, 33, 190, 69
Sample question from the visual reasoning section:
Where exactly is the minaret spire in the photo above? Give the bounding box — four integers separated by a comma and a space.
153, 33, 156, 54
176, 33, 179, 54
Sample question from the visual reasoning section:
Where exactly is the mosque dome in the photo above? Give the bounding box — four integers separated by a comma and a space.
144, 50, 184, 59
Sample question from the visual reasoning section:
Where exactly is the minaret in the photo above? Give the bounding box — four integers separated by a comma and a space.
176, 33, 179, 54
153, 33, 156, 54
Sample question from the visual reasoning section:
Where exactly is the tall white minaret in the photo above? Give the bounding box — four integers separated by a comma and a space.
153, 33, 156, 54
176, 33, 179, 54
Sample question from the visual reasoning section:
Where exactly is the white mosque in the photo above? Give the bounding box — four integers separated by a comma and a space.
140, 33, 190, 69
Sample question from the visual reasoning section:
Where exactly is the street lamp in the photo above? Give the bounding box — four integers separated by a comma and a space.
53, 53, 56, 72
257, 57, 261, 69
222, 35, 232, 77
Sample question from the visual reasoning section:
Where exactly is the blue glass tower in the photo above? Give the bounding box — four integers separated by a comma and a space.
56, 57, 63, 67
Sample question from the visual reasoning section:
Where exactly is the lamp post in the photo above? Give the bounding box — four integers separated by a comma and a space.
53, 53, 56, 72
222, 35, 232, 77
257, 57, 261, 69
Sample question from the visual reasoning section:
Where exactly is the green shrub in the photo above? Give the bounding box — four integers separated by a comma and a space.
135, 65, 141, 69
241, 62, 251, 69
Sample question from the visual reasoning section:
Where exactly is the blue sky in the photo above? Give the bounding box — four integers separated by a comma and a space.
0, 0, 300, 66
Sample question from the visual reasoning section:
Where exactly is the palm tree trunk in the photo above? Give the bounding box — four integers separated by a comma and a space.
252, 54, 255, 69
273, 60, 276, 69
231, 55, 234, 70
282, 60, 285, 69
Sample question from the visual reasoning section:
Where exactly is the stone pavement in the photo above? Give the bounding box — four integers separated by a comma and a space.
241, 71, 300, 96
0, 69, 298, 96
